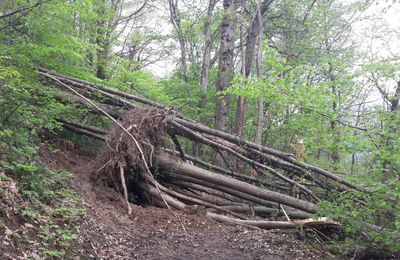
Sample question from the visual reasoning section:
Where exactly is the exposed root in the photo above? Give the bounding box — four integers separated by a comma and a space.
120, 165, 131, 215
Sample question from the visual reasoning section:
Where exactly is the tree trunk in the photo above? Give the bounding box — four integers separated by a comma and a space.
206, 212, 339, 230
207, 205, 310, 219
95, 1, 108, 80
214, 0, 237, 167
328, 64, 340, 165
194, 0, 217, 157
255, 99, 264, 144
168, 0, 189, 83
254, 1, 264, 145
39, 67, 358, 190
156, 155, 316, 213
234, 3, 247, 171
214, 0, 237, 133
234, 2, 247, 142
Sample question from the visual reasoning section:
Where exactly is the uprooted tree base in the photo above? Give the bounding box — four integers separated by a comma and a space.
93, 108, 171, 187
37, 68, 360, 238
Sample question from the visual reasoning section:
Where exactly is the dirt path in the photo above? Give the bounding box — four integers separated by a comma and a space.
41, 148, 326, 260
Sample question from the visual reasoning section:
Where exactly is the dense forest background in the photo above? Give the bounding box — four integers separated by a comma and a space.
1, 0, 399, 257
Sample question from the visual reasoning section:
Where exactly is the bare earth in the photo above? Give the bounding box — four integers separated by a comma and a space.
41, 148, 327, 260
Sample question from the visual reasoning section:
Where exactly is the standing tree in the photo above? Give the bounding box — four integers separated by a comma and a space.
214, 0, 237, 133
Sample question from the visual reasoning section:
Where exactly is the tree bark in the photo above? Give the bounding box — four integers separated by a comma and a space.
234, 2, 247, 172
254, 0, 265, 145
172, 117, 357, 189
207, 205, 310, 219
194, 0, 218, 157
234, 1, 247, 138
214, 0, 237, 133
206, 212, 339, 230
156, 155, 316, 213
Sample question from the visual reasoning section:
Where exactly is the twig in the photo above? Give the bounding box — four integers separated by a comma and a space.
280, 204, 291, 222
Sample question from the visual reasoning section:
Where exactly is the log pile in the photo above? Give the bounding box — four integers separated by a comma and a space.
37, 67, 352, 232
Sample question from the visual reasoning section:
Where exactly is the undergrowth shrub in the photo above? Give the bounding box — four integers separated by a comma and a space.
0, 58, 85, 258
317, 178, 400, 254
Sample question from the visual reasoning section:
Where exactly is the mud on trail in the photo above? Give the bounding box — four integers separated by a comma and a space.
41, 147, 326, 260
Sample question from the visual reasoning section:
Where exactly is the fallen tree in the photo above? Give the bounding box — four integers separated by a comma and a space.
37, 68, 356, 232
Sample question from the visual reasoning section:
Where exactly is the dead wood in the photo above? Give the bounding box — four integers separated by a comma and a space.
173, 118, 357, 190
39, 68, 358, 190
206, 213, 341, 230
170, 121, 319, 202
41, 68, 356, 190
138, 182, 186, 210
58, 118, 108, 135
156, 155, 316, 213
207, 205, 310, 219
38, 68, 371, 233
169, 180, 256, 206
61, 122, 105, 141
119, 165, 132, 215
53, 91, 123, 119
158, 185, 248, 219
38, 67, 166, 110
164, 148, 278, 190
168, 176, 280, 208
160, 182, 240, 207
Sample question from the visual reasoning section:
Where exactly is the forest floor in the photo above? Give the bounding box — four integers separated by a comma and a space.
1, 143, 331, 260
40, 145, 331, 260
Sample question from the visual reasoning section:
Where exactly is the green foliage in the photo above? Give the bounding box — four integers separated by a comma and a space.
40, 248, 63, 258
107, 56, 172, 104
0, 56, 84, 257
0, 0, 96, 72
318, 179, 400, 252
12, 163, 70, 203
1, 161, 85, 256
0, 60, 65, 161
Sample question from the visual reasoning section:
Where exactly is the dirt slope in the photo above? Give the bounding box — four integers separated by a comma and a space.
41, 147, 327, 260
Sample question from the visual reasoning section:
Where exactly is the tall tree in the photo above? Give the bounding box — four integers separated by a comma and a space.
94, 0, 149, 79
193, 0, 218, 157
214, 0, 237, 133
199, 0, 218, 122
214, 0, 237, 167
254, 0, 266, 145
234, 1, 273, 146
